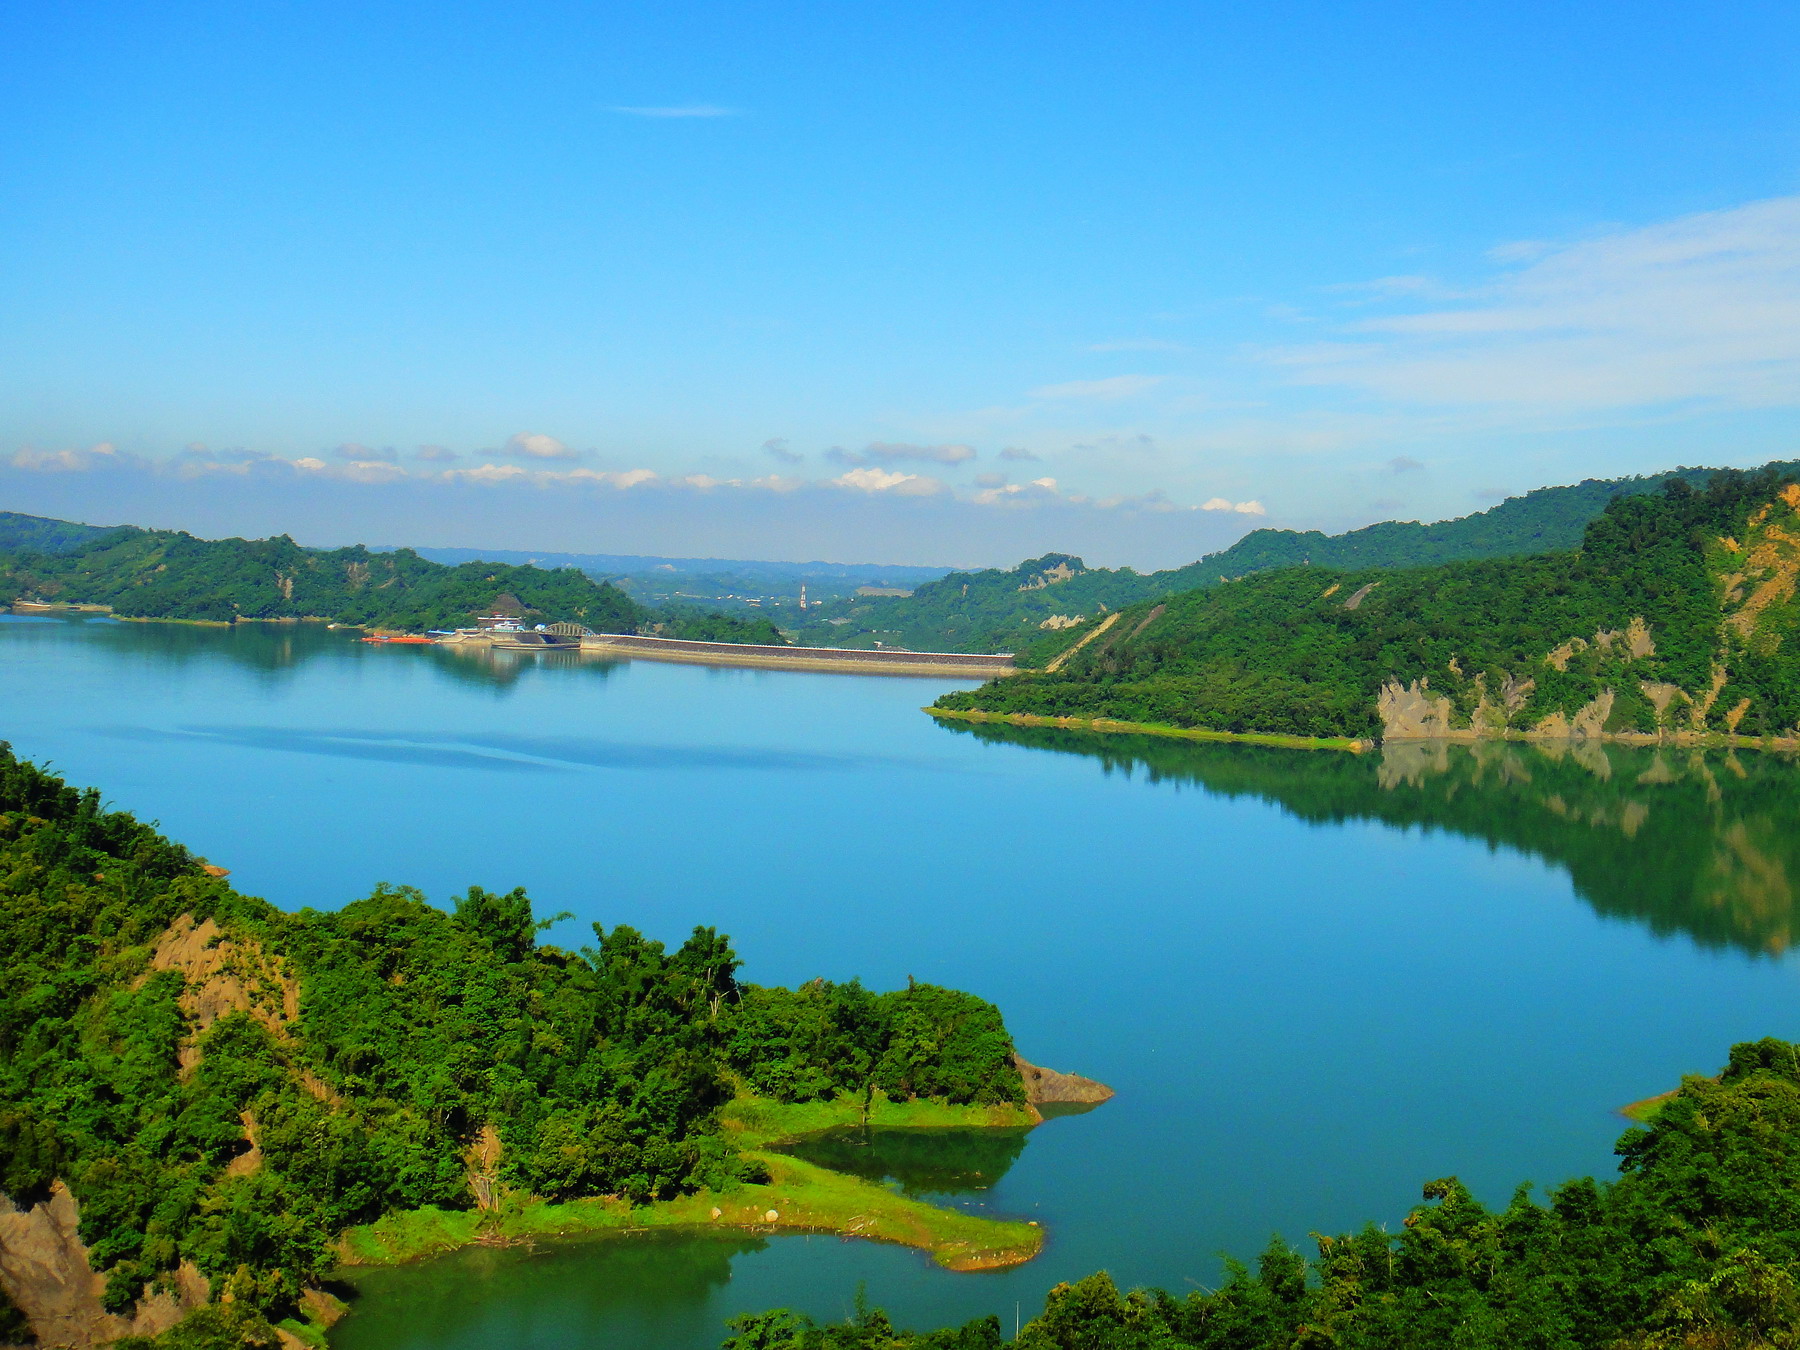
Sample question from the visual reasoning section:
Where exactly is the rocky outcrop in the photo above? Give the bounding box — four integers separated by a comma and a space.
1378, 679, 1463, 740
1013, 1054, 1114, 1107
464, 1124, 504, 1211
0, 1185, 207, 1349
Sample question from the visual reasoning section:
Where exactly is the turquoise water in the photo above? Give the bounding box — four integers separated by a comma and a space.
5, 614, 1799, 1348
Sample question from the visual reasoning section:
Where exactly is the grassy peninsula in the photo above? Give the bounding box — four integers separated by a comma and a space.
736, 1038, 1800, 1350
935, 468, 1800, 748
0, 745, 1053, 1348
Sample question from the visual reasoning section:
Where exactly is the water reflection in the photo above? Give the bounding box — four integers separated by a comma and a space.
102, 725, 925, 775
0, 614, 624, 690
336, 1233, 766, 1350
778, 1126, 1031, 1199
943, 723, 1800, 957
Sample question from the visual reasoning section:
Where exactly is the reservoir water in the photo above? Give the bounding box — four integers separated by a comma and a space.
6, 614, 1799, 1348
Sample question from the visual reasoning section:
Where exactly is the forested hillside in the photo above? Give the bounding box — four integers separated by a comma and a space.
735, 1035, 1800, 1350
936, 469, 1800, 743
797, 462, 1796, 654
0, 510, 123, 556
0, 515, 788, 641
0, 746, 1024, 1347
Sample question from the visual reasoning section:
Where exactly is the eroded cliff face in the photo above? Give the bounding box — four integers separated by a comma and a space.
150, 913, 299, 1074
0, 1185, 208, 1349
0, 913, 342, 1347
1379, 488, 1800, 745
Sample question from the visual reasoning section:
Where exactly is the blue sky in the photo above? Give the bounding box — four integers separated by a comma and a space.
4, 1, 1800, 566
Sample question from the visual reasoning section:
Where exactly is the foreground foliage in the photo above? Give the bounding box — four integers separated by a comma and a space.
733, 1037, 1800, 1350
0, 746, 1021, 1336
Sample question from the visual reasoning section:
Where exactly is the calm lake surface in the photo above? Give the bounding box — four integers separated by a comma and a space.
6, 614, 1800, 1349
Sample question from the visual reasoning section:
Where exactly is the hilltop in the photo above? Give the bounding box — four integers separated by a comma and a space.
797, 461, 1800, 654
0, 515, 783, 642
934, 468, 1800, 746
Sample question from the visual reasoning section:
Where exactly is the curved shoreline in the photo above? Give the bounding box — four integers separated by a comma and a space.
336, 1094, 1048, 1277
926, 707, 1372, 752
928, 706, 1800, 755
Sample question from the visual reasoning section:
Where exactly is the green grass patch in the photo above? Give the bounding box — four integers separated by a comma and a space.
721, 1090, 1037, 1148
338, 1092, 1045, 1273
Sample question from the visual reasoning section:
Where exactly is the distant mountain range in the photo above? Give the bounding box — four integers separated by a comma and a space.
799, 461, 1800, 653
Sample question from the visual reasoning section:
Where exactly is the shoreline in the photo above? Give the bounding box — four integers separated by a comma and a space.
926, 707, 1373, 752
336, 1093, 1046, 1276
929, 707, 1800, 755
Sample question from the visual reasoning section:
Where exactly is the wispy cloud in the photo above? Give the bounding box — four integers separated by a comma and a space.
1030, 374, 1163, 400
761, 437, 803, 464
827, 441, 976, 467
831, 466, 944, 496
1200, 497, 1267, 515
611, 104, 739, 119
1270, 195, 1800, 413
334, 442, 396, 462
502, 432, 578, 461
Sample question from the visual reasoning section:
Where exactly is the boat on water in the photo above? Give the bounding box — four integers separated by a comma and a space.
360, 634, 438, 644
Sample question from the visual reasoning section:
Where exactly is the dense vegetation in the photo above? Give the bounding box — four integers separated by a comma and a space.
733, 1036, 1800, 1350
0, 746, 1021, 1343
647, 605, 790, 645
938, 469, 1800, 741
0, 514, 792, 642
0, 524, 643, 630
795, 464, 1787, 654
0, 510, 123, 556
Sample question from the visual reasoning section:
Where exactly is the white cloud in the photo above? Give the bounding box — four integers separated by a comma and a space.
503, 432, 578, 460
11, 443, 123, 472
415, 444, 457, 462
997, 445, 1039, 461
612, 105, 738, 118
1201, 497, 1268, 515
1030, 374, 1163, 400
449, 463, 531, 484
1272, 195, 1800, 412
832, 466, 943, 495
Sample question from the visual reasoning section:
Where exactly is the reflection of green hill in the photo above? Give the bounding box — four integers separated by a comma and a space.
944, 721, 1800, 957
0, 616, 623, 690
777, 1126, 1030, 1198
